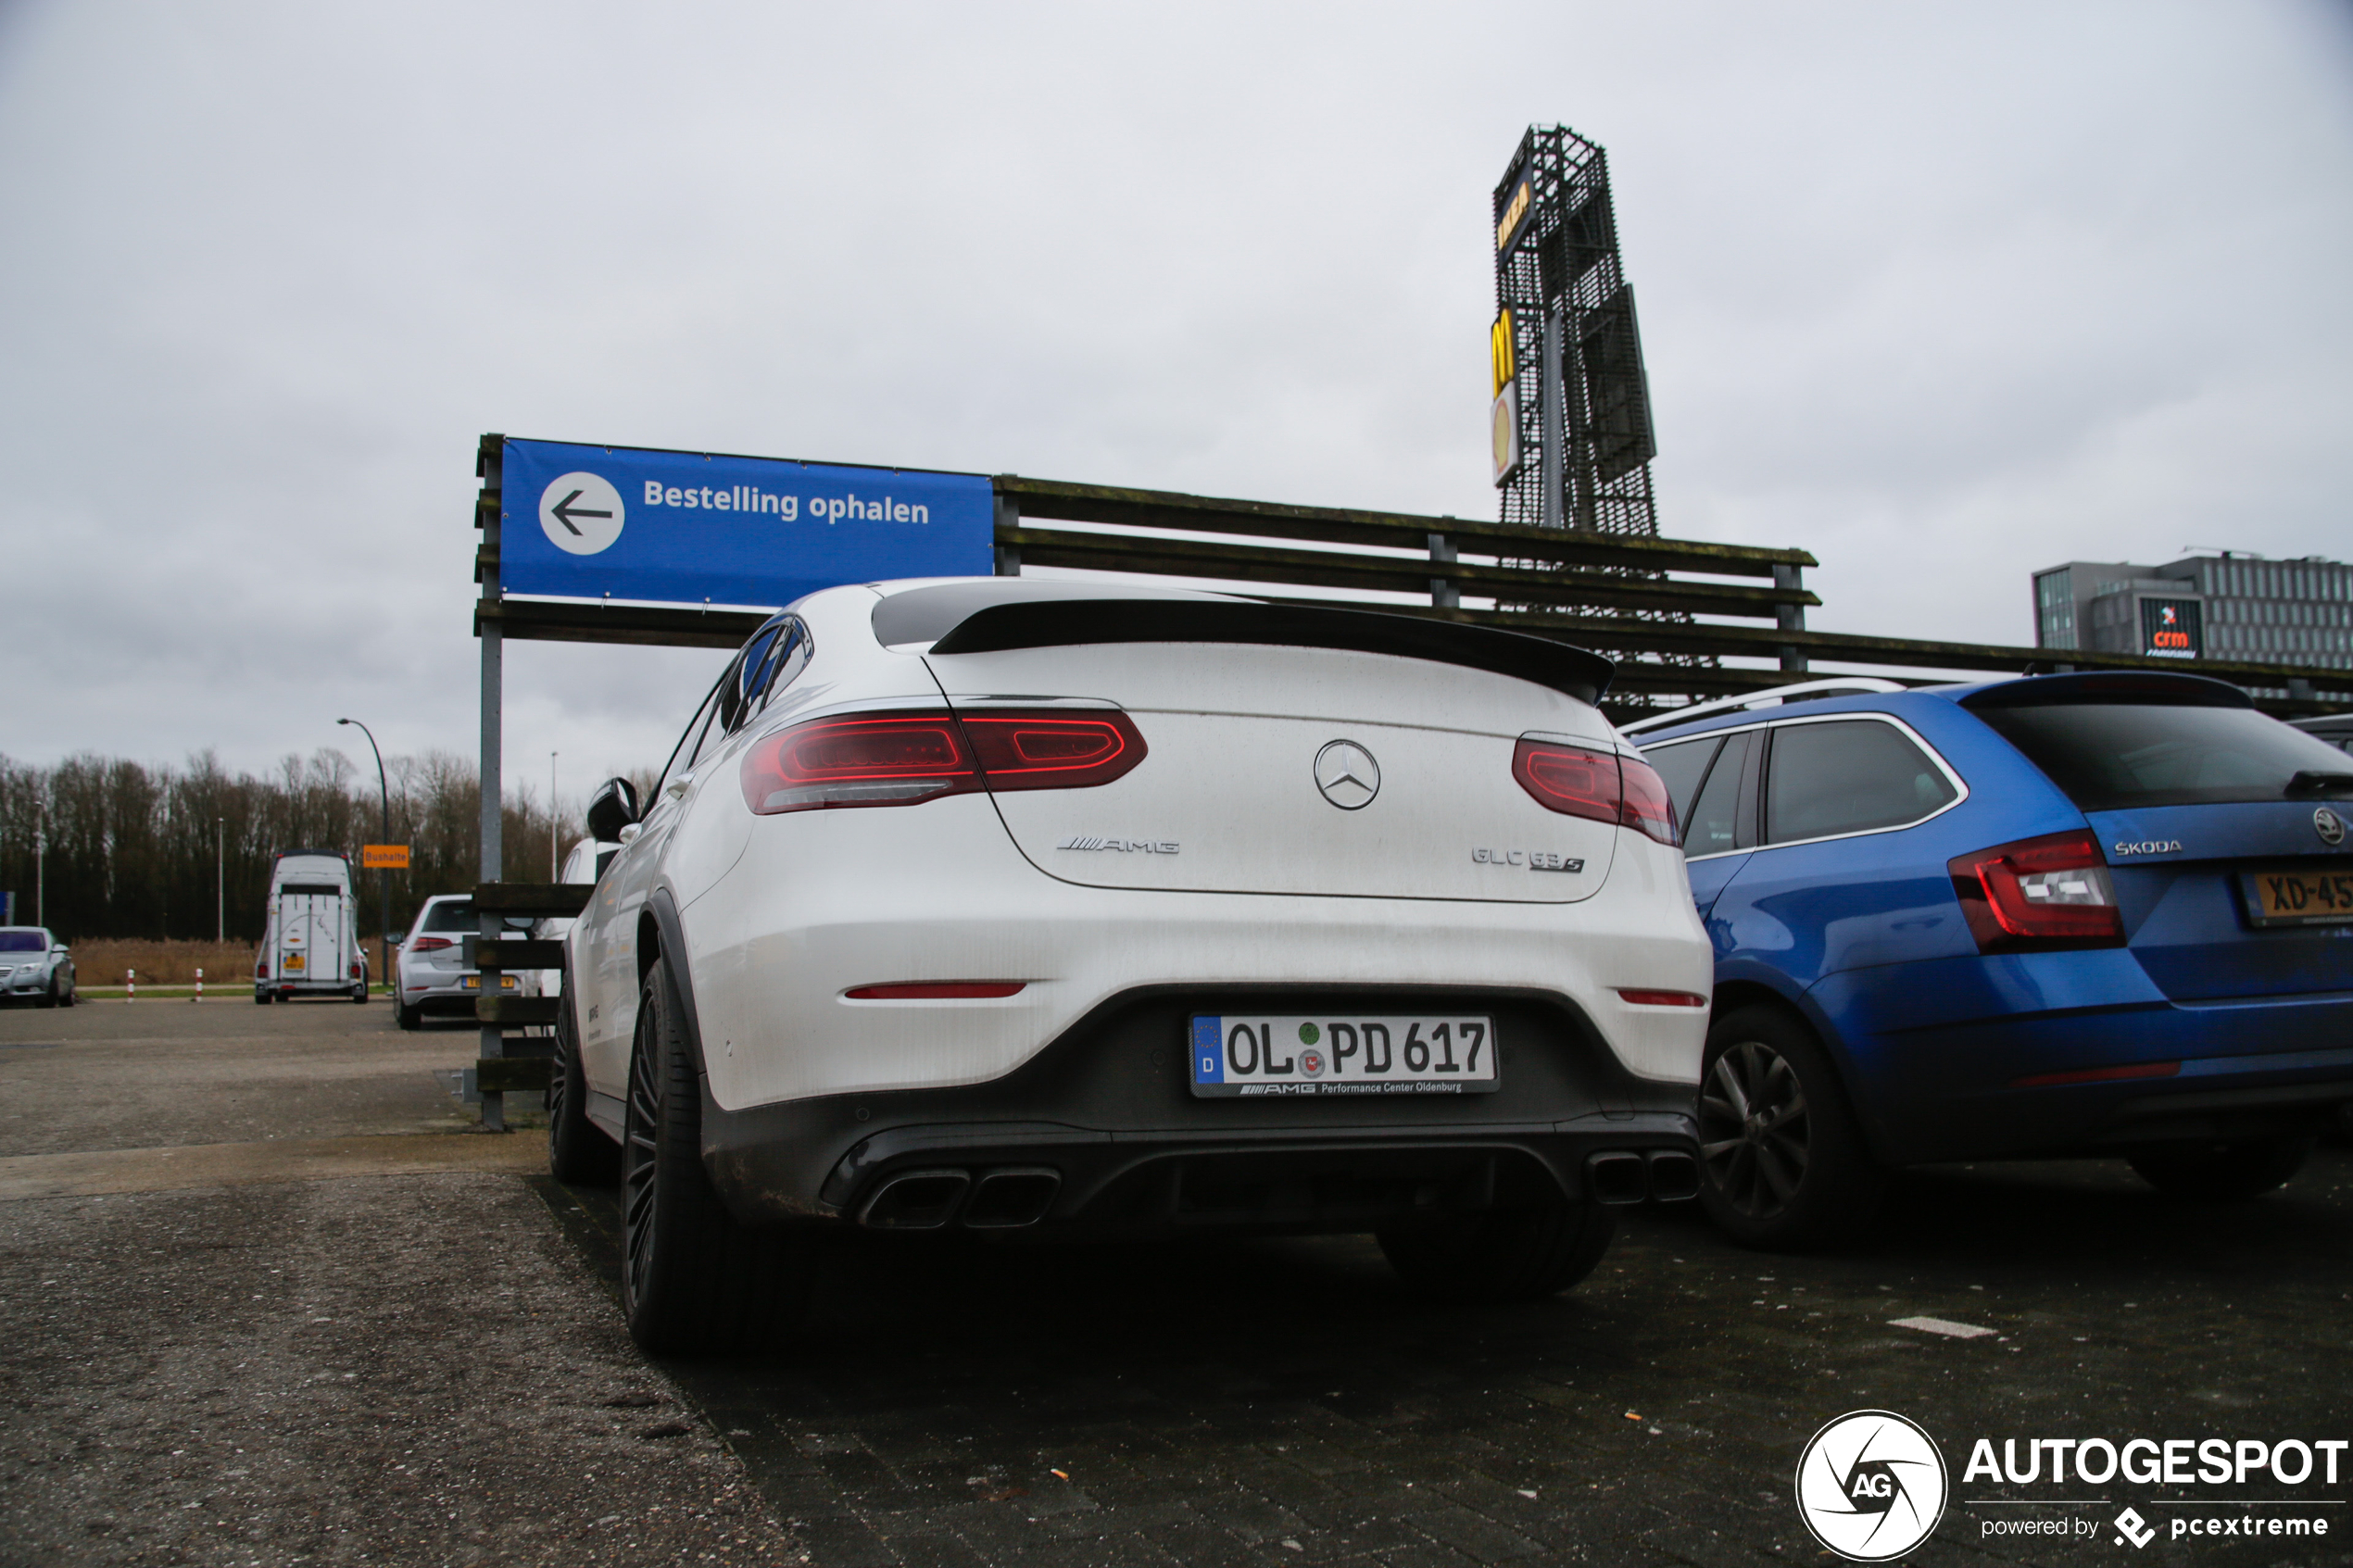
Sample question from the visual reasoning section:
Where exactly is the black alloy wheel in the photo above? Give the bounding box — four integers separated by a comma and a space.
620, 955, 807, 1355
1695, 1005, 1883, 1250
1700, 1037, 1810, 1220
547, 985, 620, 1185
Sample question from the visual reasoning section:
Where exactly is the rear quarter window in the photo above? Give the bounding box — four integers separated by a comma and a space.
1975, 705, 2353, 811
1766, 719, 1958, 844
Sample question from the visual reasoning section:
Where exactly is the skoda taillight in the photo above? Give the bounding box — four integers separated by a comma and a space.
741, 709, 1145, 815
1512, 739, 1680, 847
1947, 831, 2124, 952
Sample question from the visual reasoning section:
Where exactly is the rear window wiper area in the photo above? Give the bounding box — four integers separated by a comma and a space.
2286, 770, 2353, 797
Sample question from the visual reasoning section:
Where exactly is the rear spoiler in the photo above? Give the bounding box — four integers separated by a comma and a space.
925, 598, 1615, 705
1957, 671, 2252, 710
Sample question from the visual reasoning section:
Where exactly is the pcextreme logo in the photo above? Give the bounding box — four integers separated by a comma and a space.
1795, 1410, 1949, 1561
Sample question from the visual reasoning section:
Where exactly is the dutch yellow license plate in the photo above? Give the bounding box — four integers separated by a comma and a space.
2245, 866, 2353, 927
283, 954, 305, 972
460, 975, 520, 990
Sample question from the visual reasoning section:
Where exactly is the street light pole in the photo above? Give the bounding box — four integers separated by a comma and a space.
550, 750, 559, 881
216, 817, 224, 944
337, 718, 392, 994
34, 799, 45, 930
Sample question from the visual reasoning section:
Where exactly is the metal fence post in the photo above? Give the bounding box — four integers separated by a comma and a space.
476, 435, 507, 1133
1774, 562, 1808, 674
1428, 531, 1458, 609
994, 485, 1022, 576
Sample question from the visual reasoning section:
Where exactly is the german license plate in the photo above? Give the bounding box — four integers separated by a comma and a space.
460, 974, 520, 990
2244, 865, 2353, 927
1189, 1014, 1499, 1098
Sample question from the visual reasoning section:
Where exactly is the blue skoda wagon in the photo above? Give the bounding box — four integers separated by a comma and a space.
1629, 671, 2353, 1248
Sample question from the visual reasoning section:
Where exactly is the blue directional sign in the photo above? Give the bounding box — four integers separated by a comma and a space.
497, 438, 994, 608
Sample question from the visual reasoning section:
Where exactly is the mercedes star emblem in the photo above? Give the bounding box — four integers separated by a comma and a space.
1314, 740, 1380, 810
2318, 807, 2347, 847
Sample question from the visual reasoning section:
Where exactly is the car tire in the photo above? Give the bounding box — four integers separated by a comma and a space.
2128, 1137, 2314, 1202
1695, 1004, 1884, 1250
1377, 1197, 1617, 1303
395, 997, 421, 1030
351, 983, 369, 1004
621, 954, 808, 1355
254, 990, 271, 1005
35, 977, 57, 1010
548, 992, 621, 1186
57, 975, 74, 1008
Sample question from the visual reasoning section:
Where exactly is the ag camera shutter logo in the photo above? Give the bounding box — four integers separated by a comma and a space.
1795, 1410, 1948, 1561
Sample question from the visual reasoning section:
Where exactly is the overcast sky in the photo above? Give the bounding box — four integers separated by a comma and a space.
3, 1, 2348, 803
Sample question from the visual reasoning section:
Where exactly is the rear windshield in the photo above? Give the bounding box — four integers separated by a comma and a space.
419, 901, 474, 934
1976, 705, 2353, 812
0, 931, 45, 953
278, 883, 343, 897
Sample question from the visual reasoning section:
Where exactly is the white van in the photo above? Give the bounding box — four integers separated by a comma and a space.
254, 850, 368, 1004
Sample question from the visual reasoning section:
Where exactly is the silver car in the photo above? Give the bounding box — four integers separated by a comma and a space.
0, 928, 75, 1007
393, 895, 531, 1030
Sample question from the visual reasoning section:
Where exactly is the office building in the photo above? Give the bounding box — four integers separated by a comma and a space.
2032, 554, 2352, 669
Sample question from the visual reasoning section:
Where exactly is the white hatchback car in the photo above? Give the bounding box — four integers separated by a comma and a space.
551, 579, 1712, 1353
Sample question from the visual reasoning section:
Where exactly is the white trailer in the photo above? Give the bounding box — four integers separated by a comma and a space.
254, 851, 368, 1004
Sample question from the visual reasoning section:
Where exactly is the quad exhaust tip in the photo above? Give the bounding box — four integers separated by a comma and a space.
963, 1168, 1062, 1229
1586, 1151, 1649, 1205
859, 1169, 970, 1230
1585, 1148, 1700, 1205
858, 1167, 1063, 1231
1645, 1149, 1700, 1202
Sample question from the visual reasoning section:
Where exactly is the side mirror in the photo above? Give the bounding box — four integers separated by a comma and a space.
585, 777, 640, 844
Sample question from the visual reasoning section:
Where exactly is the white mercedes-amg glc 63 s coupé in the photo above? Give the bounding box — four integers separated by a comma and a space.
547, 578, 1711, 1353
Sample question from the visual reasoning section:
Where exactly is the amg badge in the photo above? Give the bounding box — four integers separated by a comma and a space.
1057, 836, 1178, 854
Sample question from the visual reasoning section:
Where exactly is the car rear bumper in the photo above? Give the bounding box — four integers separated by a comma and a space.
1817, 964, 2353, 1159
698, 985, 1701, 1235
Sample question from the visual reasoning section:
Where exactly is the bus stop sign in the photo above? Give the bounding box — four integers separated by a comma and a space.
497, 438, 993, 608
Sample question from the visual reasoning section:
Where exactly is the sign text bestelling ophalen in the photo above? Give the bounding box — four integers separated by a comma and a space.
637, 481, 933, 527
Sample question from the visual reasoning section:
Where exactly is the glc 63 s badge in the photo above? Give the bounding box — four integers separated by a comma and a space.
1471, 848, 1585, 872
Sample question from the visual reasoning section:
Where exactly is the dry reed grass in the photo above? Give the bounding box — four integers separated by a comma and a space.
71, 938, 257, 985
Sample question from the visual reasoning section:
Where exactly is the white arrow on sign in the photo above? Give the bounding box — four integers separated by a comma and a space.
537, 472, 625, 556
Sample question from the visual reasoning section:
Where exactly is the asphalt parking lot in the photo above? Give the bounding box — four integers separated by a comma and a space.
4, 1000, 2349, 1567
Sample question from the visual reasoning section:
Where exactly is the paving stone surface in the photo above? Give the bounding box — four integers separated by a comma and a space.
543, 1147, 2353, 1567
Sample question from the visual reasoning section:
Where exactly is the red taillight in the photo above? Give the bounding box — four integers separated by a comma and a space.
1617, 988, 1708, 1008
1511, 739, 1680, 847
842, 982, 1027, 999
349, 960, 362, 979
410, 936, 455, 953
1617, 756, 1678, 847
741, 709, 1145, 815
256, 960, 269, 979
1948, 831, 2125, 952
